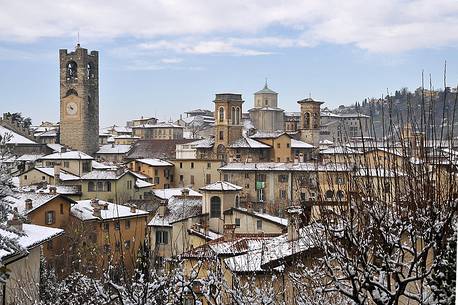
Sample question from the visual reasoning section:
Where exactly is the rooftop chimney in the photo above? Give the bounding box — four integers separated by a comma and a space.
60, 146, 67, 153
25, 199, 33, 211
8, 208, 23, 231
286, 206, 303, 242
130, 204, 137, 213
181, 188, 190, 197
223, 224, 236, 241
158, 200, 167, 217
49, 186, 57, 195
54, 166, 61, 185
93, 206, 101, 218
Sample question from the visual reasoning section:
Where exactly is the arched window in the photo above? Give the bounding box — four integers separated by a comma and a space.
87, 62, 95, 79
235, 195, 240, 208
336, 190, 344, 201
106, 181, 112, 192
210, 196, 221, 218
231, 107, 235, 124
325, 190, 334, 201
219, 107, 225, 123
236, 107, 240, 125
88, 181, 95, 192
304, 112, 311, 129
67, 61, 77, 80
65, 89, 78, 97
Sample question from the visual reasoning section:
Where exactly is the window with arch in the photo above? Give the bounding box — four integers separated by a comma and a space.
87, 62, 95, 79
235, 195, 240, 208
88, 181, 95, 192
231, 107, 235, 124
219, 107, 225, 123
325, 190, 334, 201
67, 61, 77, 80
235, 107, 240, 125
65, 89, 78, 97
304, 112, 311, 129
210, 196, 221, 218
336, 190, 345, 201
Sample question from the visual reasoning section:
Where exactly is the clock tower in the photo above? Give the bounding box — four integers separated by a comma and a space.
59, 44, 99, 156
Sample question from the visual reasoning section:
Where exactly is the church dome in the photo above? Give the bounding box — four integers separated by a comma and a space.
255, 82, 277, 95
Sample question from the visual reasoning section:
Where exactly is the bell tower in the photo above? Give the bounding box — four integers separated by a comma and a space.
298, 97, 323, 147
59, 44, 99, 156
213, 93, 244, 160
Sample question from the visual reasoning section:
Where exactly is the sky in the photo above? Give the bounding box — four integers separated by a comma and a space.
0, 0, 458, 127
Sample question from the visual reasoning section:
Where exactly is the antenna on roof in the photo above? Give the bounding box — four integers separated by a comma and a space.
76, 32, 80, 49
309, 92, 311, 98
264, 78, 268, 88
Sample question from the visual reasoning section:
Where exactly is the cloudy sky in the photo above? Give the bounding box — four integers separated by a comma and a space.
1, 0, 457, 127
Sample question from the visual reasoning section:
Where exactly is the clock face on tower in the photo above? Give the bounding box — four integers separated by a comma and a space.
66, 101, 78, 116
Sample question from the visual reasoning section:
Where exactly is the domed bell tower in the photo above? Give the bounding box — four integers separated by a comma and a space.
59, 44, 99, 156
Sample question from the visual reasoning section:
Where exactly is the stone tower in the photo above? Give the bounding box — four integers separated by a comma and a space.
298, 97, 323, 147
59, 44, 99, 156
249, 82, 284, 132
213, 93, 244, 160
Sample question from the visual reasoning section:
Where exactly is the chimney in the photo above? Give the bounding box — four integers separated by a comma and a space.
286, 206, 303, 242
223, 224, 236, 241
25, 199, 33, 211
158, 200, 167, 217
60, 146, 67, 153
49, 186, 57, 195
90, 198, 99, 207
111, 142, 115, 148
93, 206, 101, 218
181, 188, 190, 197
8, 208, 23, 231
54, 166, 61, 185
130, 204, 137, 213
246, 202, 254, 214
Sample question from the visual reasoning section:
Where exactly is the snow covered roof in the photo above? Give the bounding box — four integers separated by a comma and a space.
35, 185, 82, 195
31, 167, 80, 181
71, 199, 148, 221
16, 154, 44, 162
92, 160, 117, 170
132, 122, 183, 129
319, 139, 334, 145
148, 196, 202, 227
200, 181, 243, 192
227, 207, 287, 226
46, 144, 64, 153
188, 227, 221, 241
135, 179, 154, 188
80, 170, 119, 180
224, 224, 320, 272
355, 168, 406, 178
4, 192, 73, 216
291, 139, 314, 149
136, 158, 174, 167
152, 188, 202, 200
0, 224, 63, 260
0, 126, 36, 145
320, 146, 361, 155
229, 136, 270, 149
220, 162, 351, 172
188, 138, 215, 149
96, 144, 131, 154
39, 151, 94, 160
250, 130, 286, 139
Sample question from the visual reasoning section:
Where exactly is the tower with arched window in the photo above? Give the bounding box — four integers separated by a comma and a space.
297, 97, 323, 147
213, 93, 244, 160
59, 44, 99, 155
